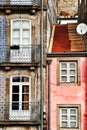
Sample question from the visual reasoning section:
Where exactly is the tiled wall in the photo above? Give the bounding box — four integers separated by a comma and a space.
0, 73, 6, 120
0, 16, 7, 62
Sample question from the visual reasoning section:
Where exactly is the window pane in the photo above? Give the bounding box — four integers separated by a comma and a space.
62, 115, 67, 120
70, 116, 76, 120
22, 39, 29, 45
61, 63, 67, 68
23, 29, 29, 37
22, 94, 29, 101
22, 85, 29, 93
13, 29, 20, 37
12, 77, 20, 82
22, 20, 30, 27
21, 77, 29, 82
70, 109, 76, 114
12, 85, 19, 93
70, 63, 75, 68
70, 70, 75, 75
13, 20, 21, 27
12, 94, 19, 101
62, 109, 67, 114
61, 76, 67, 82
13, 38, 20, 45
70, 122, 76, 127
61, 70, 67, 75
12, 103, 19, 110
22, 103, 29, 110
61, 122, 67, 127
70, 76, 75, 82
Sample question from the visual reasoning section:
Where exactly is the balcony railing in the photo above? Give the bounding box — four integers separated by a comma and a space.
0, 0, 40, 6
0, 45, 40, 63
0, 102, 40, 121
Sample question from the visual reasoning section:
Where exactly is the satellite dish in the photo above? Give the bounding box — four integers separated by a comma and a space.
76, 23, 87, 35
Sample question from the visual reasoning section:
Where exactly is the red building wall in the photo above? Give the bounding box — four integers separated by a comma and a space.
46, 57, 87, 130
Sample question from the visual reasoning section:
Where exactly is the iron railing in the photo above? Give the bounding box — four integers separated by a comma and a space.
0, 102, 40, 121
0, 0, 40, 6
0, 45, 40, 63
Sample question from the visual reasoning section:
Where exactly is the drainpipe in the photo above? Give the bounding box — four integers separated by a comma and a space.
40, 0, 44, 129
46, 60, 52, 130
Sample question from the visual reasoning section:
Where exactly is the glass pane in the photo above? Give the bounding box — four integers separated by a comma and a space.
23, 29, 29, 37
61, 76, 67, 82
22, 20, 30, 27
12, 94, 19, 101
62, 115, 67, 120
21, 77, 29, 82
12, 77, 20, 82
22, 103, 29, 110
22, 94, 29, 101
61, 122, 67, 127
22, 39, 29, 45
62, 109, 67, 114
70, 109, 76, 114
22, 85, 29, 93
70, 70, 75, 75
70, 122, 76, 127
12, 85, 19, 93
12, 103, 19, 110
13, 29, 20, 38
70, 76, 75, 82
13, 20, 21, 27
61, 63, 67, 68
13, 38, 20, 45
70, 116, 76, 120
70, 63, 75, 68
61, 70, 67, 75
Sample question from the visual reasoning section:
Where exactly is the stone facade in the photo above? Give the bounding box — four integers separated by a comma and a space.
0, 1, 47, 130
58, 0, 78, 18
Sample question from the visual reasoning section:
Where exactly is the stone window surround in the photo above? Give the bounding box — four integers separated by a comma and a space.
57, 57, 80, 86
57, 104, 81, 130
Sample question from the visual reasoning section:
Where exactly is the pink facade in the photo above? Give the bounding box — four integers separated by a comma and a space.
46, 57, 87, 130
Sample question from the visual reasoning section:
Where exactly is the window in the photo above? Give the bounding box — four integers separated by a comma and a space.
60, 107, 78, 128
11, 0, 32, 5
10, 19, 31, 62
60, 62, 77, 83
9, 75, 31, 120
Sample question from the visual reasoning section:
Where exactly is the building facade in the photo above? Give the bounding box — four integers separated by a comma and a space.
47, 22, 87, 130
0, 1, 47, 130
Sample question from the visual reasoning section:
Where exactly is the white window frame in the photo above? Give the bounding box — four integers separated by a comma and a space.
9, 75, 31, 120
60, 107, 78, 128
10, 19, 31, 62
60, 61, 77, 83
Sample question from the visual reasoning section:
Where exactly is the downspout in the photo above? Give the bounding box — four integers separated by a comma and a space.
47, 60, 52, 130
40, 0, 44, 129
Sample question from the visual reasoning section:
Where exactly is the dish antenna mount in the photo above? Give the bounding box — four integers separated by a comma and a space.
76, 23, 87, 35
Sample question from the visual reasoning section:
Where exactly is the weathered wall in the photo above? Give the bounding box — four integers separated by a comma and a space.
46, 57, 87, 130
58, 0, 78, 18
0, 126, 39, 130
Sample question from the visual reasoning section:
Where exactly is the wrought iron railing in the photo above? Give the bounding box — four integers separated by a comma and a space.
0, 0, 40, 6
0, 45, 40, 63
0, 102, 40, 121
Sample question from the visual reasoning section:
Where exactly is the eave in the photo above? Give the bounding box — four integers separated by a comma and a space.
47, 52, 87, 58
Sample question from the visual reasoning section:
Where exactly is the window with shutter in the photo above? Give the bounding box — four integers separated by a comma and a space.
9, 75, 31, 120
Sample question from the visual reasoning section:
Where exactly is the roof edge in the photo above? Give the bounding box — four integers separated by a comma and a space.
47, 52, 87, 57
48, 25, 55, 53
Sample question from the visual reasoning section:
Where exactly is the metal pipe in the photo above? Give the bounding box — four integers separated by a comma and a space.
46, 60, 52, 130
40, 0, 44, 129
